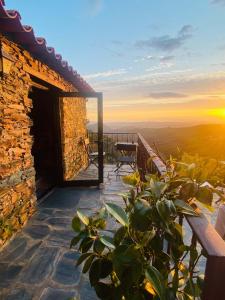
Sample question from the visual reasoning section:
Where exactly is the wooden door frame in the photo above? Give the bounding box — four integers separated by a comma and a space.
56, 91, 104, 186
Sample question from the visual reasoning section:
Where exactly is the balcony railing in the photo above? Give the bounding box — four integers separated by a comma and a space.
88, 130, 225, 299
137, 133, 225, 300
88, 131, 138, 163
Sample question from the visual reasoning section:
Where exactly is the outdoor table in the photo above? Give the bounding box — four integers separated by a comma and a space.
114, 142, 138, 172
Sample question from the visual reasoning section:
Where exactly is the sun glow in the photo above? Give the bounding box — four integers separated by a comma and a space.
209, 108, 225, 119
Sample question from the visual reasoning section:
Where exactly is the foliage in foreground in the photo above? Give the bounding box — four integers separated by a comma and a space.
71, 158, 224, 300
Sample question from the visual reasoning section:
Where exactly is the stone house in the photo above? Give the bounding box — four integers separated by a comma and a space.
0, 1, 96, 247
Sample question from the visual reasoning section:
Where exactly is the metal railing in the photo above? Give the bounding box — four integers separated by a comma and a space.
137, 133, 225, 300
88, 131, 138, 163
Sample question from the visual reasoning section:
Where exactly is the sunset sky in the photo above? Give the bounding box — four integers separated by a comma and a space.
6, 0, 225, 123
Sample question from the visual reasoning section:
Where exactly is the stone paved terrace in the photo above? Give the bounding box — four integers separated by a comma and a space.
0, 165, 130, 300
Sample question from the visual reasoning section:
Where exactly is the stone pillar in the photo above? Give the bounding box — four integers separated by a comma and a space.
0, 44, 36, 247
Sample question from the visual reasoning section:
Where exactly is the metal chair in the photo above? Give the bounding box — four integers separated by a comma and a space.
83, 138, 105, 168
114, 142, 138, 173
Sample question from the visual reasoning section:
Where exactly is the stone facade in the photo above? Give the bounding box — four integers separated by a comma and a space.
0, 35, 88, 247
60, 97, 88, 181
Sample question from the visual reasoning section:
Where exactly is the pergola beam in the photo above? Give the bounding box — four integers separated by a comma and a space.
59, 91, 103, 98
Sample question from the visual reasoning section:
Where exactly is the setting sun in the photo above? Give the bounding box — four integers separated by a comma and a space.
209, 108, 225, 119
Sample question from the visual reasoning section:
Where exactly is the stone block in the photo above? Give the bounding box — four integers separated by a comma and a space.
20, 246, 59, 284
52, 251, 81, 285
40, 288, 77, 300
24, 224, 50, 240
4, 288, 33, 300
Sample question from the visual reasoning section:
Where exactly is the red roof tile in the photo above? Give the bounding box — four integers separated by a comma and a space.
0, 0, 94, 93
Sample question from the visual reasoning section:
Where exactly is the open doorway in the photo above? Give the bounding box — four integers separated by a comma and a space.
29, 84, 60, 199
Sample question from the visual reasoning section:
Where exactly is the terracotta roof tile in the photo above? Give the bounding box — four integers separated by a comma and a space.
0, 0, 94, 93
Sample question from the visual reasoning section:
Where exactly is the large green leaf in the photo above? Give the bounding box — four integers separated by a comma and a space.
99, 259, 113, 278
130, 200, 151, 232
76, 252, 92, 266
165, 200, 177, 217
196, 186, 214, 211
145, 266, 166, 300
105, 203, 128, 226
112, 245, 143, 283
79, 237, 93, 253
122, 172, 140, 186
93, 238, 105, 254
77, 210, 89, 226
139, 229, 156, 246
95, 282, 112, 300
82, 254, 96, 273
89, 259, 101, 286
71, 216, 81, 232
89, 259, 113, 287
174, 199, 198, 216
149, 178, 168, 198
156, 200, 169, 223
100, 235, 115, 249
114, 226, 127, 246
70, 235, 81, 248
179, 182, 198, 201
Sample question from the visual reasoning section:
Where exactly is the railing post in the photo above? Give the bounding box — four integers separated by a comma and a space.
137, 132, 225, 299
202, 256, 225, 300
97, 93, 103, 183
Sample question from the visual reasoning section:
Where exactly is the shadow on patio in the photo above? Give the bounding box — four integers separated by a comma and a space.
0, 165, 130, 300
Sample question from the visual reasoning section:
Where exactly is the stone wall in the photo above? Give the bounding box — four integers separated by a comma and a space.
0, 35, 88, 247
60, 97, 88, 181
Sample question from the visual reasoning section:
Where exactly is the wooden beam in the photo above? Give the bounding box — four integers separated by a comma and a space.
23, 65, 67, 90
30, 80, 49, 91
60, 91, 102, 98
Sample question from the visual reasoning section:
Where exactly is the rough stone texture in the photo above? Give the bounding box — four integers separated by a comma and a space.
60, 97, 88, 181
40, 288, 77, 300
0, 164, 130, 300
0, 35, 88, 247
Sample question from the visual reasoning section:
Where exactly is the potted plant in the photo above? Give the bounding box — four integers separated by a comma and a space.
71, 157, 224, 300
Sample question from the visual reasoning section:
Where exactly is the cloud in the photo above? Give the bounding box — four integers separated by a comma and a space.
88, 0, 103, 16
145, 62, 174, 72
148, 92, 188, 99
134, 55, 175, 64
135, 25, 194, 52
211, 0, 225, 5
160, 55, 175, 63
84, 68, 127, 79
134, 55, 155, 63
91, 69, 225, 105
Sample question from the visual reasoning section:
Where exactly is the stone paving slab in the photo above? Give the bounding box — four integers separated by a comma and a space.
0, 165, 131, 300
40, 288, 77, 300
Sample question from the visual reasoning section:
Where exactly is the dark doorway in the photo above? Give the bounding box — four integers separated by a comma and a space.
29, 86, 59, 199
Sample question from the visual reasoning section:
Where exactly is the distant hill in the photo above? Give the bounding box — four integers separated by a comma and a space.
88, 122, 225, 161
88, 121, 210, 133
135, 124, 225, 161
87, 123, 113, 132
98, 121, 207, 132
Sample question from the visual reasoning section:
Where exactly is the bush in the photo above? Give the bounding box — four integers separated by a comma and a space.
71, 158, 224, 300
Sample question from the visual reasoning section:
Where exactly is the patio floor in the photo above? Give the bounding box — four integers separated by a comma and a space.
0, 165, 130, 300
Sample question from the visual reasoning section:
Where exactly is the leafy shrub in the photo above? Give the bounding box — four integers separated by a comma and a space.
71, 159, 224, 300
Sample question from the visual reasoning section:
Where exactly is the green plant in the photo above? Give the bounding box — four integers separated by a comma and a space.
71, 159, 224, 300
